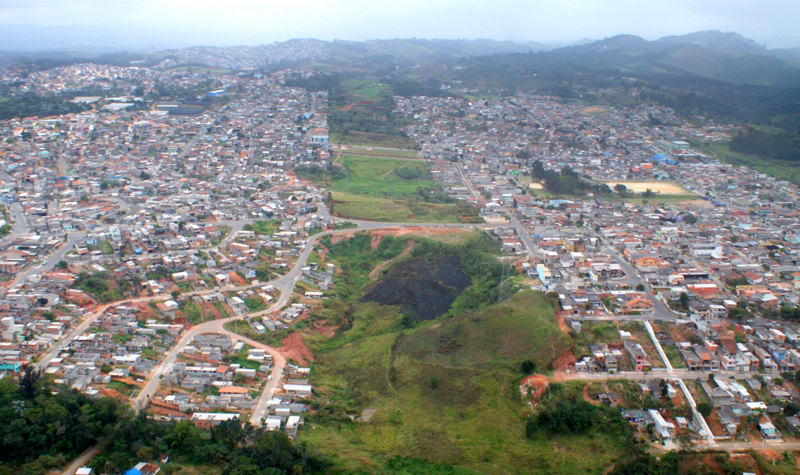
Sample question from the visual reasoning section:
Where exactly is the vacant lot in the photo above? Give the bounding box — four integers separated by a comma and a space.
335, 154, 436, 195
323, 154, 479, 222
336, 145, 420, 160
605, 181, 690, 194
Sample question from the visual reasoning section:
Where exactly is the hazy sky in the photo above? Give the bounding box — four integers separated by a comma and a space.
1, 0, 799, 49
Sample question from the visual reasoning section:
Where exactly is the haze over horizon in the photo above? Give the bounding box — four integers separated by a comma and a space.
1, 0, 799, 52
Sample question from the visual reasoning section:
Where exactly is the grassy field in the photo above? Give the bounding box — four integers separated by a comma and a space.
330, 130, 416, 149
334, 154, 436, 195
331, 191, 473, 222
300, 291, 623, 473
341, 78, 389, 99
244, 219, 281, 236
327, 77, 417, 149
320, 154, 479, 222
690, 138, 800, 185
337, 145, 421, 159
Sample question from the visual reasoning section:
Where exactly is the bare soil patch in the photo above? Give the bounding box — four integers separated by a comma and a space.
605, 181, 690, 194
280, 331, 314, 366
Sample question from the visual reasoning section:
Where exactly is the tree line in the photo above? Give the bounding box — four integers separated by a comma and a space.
0, 370, 326, 474
531, 161, 612, 196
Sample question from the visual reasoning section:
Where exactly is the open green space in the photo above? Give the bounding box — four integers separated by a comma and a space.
293, 231, 641, 473
285, 73, 415, 148
330, 130, 416, 149
690, 138, 800, 185
306, 154, 479, 222
334, 154, 436, 194
243, 219, 281, 236
302, 291, 608, 473
300, 153, 478, 222
341, 78, 389, 99
339, 145, 420, 159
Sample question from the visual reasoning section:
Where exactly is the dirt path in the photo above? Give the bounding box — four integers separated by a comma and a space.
60, 445, 99, 475
582, 382, 608, 406
368, 240, 414, 279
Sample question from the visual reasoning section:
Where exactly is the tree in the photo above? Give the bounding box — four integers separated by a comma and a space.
697, 402, 712, 417
678, 292, 690, 310
18, 365, 41, 399
635, 283, 645, 292
55, 260, 68, 269
614, 183, 628, 196
521, 359, 536, 375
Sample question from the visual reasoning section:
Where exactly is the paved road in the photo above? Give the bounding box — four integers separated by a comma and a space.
217, 328, 287, 427
599, 242, 678, 321
36, 301, 115, 369
6, 231, 87, 290
554, 368, 782, 382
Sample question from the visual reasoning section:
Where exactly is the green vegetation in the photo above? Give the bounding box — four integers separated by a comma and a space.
526, 391, 630, 439
340, 146, 420, 159
302, 154, 479, 222
303, 290, 587, 473
0, 92, 86, 120
225, 344, 261, 370
179, 299, 204, 324
97, 239, 114, 255
284, 73, 415, 148
691, 138, 800, 185
73, 271, 133, 302
0, 205, 10, 238
0, 369, 120, 474
243, 219, 281, 236
333, 221, 358, 230
294, 231, 621, 472
0, 369, 326, 474
531, 161, 612, 197
334, 154, 436, 195
731, 126, 799, 163
243, 297, 266, 312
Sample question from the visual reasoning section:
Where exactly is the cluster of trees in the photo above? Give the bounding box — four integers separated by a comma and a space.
0, 370, 122, 474
525, 393, 630, 438
93, 416, 326, 474
74, 271, 136, 302
295, 164, 347, 182
394, 166, 427, 180
531, 161, 611, 196
730, 126, 800, 162
779, 305, 800, 320
0, 92, 86, 120
0, 371, 327, 474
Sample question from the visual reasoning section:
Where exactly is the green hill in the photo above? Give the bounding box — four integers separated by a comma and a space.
302, 291, 617, 474
298, 231, 627, 473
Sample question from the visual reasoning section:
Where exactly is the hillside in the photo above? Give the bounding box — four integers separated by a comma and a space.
294, 231, 629, 473
361, 254, 471, 321
302, 291, 600, 473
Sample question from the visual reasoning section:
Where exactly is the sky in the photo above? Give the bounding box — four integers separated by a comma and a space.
1, 0, 799, 50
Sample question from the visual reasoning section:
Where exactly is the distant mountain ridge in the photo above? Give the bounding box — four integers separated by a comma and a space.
1, 28, 798, 80
150, 38, 552, 69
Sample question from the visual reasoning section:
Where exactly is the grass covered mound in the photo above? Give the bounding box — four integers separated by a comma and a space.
395, 290, 571, 370
361, 254, 471, 321
302, 290, 622, 473
299, 231, 634, 473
